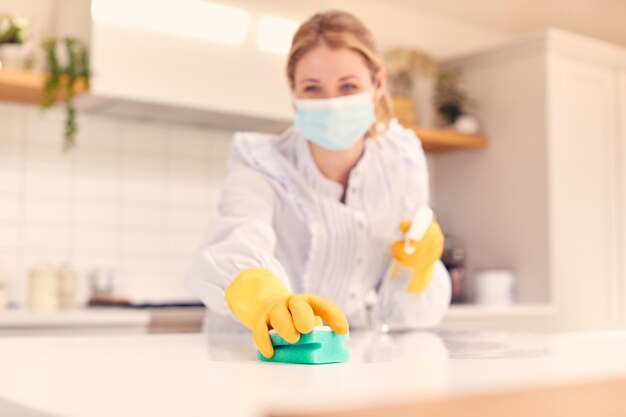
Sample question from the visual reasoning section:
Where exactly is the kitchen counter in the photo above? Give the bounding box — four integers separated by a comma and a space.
0, 308, 208, 336
0, 329, 625, 417
0, 304, 557, 337
0, 309, 151, 336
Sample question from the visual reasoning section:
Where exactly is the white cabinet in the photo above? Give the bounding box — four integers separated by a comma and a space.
82, 0, 295, 131
547, 44, 622, 329
434, 29, 626, 330
619, 69, 626, 326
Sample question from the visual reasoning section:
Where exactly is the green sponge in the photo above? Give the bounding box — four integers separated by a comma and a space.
257, 326, 350, 364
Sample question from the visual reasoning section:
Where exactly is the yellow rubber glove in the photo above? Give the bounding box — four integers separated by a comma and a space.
390, 220, 445, 293
224, 267, 349, 359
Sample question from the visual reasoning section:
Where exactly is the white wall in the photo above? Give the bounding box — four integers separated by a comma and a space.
433, 45, 551, 303
0, 102, 232, 305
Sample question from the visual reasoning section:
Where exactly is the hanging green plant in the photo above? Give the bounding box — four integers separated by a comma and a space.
41, 37, 90, 151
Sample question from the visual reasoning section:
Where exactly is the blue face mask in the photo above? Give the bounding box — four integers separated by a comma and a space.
294, 91, 376, 151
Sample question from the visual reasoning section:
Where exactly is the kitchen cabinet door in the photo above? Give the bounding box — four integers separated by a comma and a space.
619, 70, 626, 327
548, 52, 621, 329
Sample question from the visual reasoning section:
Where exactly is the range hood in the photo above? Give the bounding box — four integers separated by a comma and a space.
78, 0, 296, 131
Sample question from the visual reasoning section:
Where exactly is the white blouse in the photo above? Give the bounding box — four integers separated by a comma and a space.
186, 118, 451, 332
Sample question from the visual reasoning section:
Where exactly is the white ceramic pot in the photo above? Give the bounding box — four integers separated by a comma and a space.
413, 74, 437, 128
454, 114, 480, 134
0, 43, 32, 70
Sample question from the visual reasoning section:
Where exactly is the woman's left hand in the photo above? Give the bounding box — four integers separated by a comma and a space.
390, 220, 445, 293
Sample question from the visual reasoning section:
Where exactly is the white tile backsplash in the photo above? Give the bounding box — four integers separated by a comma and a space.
166, 206, 214, 232
0, 196, 20, 222
73, 201, 121, 228
75, 149, 121, 173
0, 103, 26, 142
24, 109, 67, 152
21, 225, 72, 253
0, 225, 19, 249
0, 249, 23, 305
169, 125, 212, 159
166, 231, 205, 256
77, 114, 123, 152
74, 178, 121, 202
73, 228, 121, 255
23, 198, 72, 225
0, 102, 233, 305
121, 204, 164, 231
168, 158, 212, 181
122, 120, 169, 155
0, 155, 21, 194
122, 230, 165, 255
23, 149, 74, 198
167, 182, 214, 207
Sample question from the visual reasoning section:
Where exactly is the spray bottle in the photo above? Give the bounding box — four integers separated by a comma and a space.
375, 206, 434, 332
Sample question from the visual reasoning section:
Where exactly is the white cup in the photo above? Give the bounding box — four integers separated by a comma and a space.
28, 265, 59, 312
474, 269, 515, 306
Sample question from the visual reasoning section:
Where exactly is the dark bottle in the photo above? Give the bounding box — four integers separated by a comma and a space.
442, 239, 466, 304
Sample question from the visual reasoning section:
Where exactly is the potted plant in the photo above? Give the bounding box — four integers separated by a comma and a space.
435, 69, 480, 134
41, 37, 90, 151
383, 47, 438, 127
0, 14, 32, 70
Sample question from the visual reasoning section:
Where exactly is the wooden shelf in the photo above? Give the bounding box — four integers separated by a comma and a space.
0, 69, 87, 105
392, 97, 488, 152
411, 126, 488, 153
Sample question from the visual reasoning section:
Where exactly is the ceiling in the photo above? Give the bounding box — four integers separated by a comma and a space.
386, 0, 626, 48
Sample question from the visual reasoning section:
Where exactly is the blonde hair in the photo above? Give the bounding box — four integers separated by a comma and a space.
286, 10, 394, 136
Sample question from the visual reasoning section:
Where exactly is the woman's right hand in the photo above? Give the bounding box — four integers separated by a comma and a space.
252, 294, 349, 358
224, 267, 349, 358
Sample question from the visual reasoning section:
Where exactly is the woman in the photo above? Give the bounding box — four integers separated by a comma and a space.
186, 10, 451, 359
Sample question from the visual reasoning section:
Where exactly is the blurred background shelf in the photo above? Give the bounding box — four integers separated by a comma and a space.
412, 126, 489, 152
441, 304, 558, 332
0, 69, 87, 105
0, 309, 151, 336
392, 97, 489, 152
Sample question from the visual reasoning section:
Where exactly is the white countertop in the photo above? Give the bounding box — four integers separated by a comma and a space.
0, 304, 557, 335
0, 309, 151, 328
444, 303, 556, 319
0, 309, 152, 337
0, 329, 625, 417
